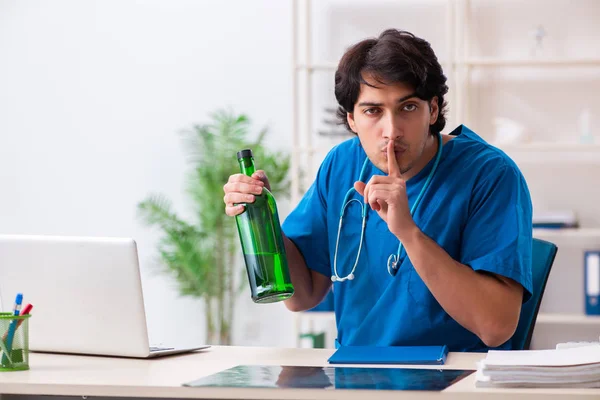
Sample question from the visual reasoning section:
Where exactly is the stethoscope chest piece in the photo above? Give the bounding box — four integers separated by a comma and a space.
387, 254, 400, 277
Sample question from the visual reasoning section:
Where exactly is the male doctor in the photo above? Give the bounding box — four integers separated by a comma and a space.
223, 29, 533, 351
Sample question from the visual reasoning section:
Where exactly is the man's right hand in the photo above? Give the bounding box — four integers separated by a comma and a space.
223, 170, 271, 216
224, 169, 332, 311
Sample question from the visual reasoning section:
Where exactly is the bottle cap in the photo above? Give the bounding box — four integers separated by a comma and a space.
237, 149, 253, 159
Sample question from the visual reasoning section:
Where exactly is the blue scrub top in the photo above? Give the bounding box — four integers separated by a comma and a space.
282, 125, 533, 352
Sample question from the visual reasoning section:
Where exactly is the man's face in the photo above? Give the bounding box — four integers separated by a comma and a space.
347, 74, 439, 178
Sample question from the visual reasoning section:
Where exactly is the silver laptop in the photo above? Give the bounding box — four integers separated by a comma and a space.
0, 234, 210, 358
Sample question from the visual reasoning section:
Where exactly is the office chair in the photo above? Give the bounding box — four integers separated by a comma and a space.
511, 238, 558, 350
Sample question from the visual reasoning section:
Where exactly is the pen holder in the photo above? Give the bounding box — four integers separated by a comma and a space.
0, 312, 31, 371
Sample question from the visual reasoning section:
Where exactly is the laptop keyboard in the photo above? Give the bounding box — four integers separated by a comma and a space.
150, 346, 175, 352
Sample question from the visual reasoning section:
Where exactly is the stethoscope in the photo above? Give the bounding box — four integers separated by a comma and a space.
331, 132, 443, 283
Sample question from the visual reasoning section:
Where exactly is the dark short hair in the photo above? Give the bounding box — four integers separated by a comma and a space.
334, 29, 449, 135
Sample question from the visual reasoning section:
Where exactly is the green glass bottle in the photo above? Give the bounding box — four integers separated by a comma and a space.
235, 149, 294, 303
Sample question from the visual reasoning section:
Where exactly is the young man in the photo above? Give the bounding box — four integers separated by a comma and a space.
223, 29, 533, 352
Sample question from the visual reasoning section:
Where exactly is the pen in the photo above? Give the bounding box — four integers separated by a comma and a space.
1, 293, 23, 365
2, 303, 32, 342
0, 333, 11, 365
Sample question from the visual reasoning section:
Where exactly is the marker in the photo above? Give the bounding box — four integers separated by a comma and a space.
1, 293, 23, 365
2, 304, 32, 342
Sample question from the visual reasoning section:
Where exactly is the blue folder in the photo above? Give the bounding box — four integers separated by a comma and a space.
328, 345, 449, 365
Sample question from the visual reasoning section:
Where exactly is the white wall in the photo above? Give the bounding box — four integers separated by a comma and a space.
0, 0, 296, 348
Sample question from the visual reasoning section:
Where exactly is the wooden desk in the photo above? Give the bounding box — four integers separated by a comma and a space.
0, 346, 598, 399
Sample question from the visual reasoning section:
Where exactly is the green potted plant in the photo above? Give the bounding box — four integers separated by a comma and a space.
137, 109, 291, 345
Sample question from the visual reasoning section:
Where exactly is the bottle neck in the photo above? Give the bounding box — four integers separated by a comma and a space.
238, 157, 256, 177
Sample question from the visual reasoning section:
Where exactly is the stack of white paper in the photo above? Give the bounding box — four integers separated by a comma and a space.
476, 344, 600, 388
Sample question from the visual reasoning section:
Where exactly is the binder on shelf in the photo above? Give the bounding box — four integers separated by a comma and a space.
585, 251, 600, 315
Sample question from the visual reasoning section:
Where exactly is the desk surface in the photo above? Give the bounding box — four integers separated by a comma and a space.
0, 346, 598, 399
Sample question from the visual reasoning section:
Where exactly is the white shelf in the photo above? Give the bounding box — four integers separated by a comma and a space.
496, 142, 600, 151
295, 63, 338, 71
496, 142, 600, 164
536, 313, 600, 325
466, 58, 600, 67
534, 228, 600, 239
298, 146, 319, 154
